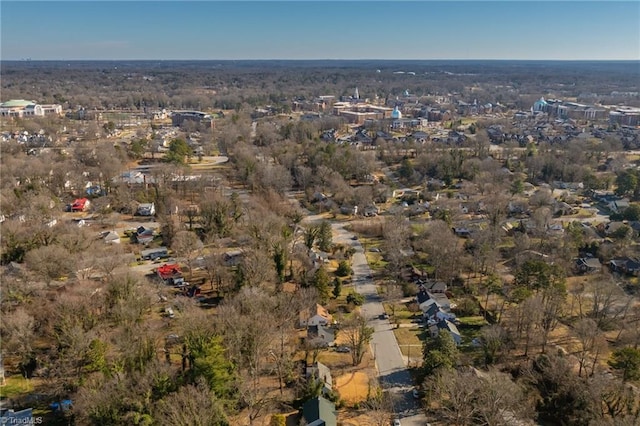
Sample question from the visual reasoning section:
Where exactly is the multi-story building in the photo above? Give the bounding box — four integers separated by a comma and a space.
0, 99, 62, 118
609, 107, 640, 127
171, 110, 213, 128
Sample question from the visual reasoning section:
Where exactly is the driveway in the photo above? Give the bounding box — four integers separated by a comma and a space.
332, 223, 427, 425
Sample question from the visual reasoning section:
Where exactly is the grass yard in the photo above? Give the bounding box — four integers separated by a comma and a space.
383, 302, 418, 323
457, 315, 489, 343
317, 350, 354, 369
335, 371, 371, 406
393, 327, 424, 357
0, 375, 37, 399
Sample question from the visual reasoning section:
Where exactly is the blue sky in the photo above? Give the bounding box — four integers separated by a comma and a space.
1, 1, 639, 60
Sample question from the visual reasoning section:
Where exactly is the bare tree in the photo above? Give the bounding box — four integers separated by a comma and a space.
414, 220, 462, 283
1, 308, 36, 372
513, 296, 542, 357
24, 245, 73, 286
589, 277, 630, 330
154, 379, 228, 426
382, 214, 411, 278
340, 312, 374, 366
172, 231, 202, 280
382, 281, 404, 319
217, 287, 276, 425
574, 318, 599, 377
364, 383, 399, 426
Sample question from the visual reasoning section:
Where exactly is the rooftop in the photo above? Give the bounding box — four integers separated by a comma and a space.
1, 99, 36, 108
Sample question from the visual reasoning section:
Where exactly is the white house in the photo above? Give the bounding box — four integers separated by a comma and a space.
137, 203, 156, 216
300, 304, 333, 328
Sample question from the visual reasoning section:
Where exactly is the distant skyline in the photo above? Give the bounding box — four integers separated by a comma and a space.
2, 1, 639, 61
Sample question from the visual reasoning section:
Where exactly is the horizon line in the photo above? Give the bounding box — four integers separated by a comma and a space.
2, 58, 639, 62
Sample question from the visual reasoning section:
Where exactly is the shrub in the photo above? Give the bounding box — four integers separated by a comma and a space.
454, 297, 480, 316
335, 261, 352, 277
346, 292, 365, 306
270, 414, 286, 426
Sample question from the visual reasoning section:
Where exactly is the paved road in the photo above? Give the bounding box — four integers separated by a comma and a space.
332, 223, 427, 426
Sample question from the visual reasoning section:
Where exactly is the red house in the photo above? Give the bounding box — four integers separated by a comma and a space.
157, 264, 183, 285
71, 198, 90, 212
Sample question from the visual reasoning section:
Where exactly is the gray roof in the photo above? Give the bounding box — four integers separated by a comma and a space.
307, 325, 335, 346
307, 361, 332, 388
302, 396, 337, 426
438, 320, 462, 344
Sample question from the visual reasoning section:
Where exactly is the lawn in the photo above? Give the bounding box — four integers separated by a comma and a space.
393, 327, 424, 358
383, 302, 418, 323
335, 371, 371, 406
0, 375, 36, 399
457, 316, 489, 343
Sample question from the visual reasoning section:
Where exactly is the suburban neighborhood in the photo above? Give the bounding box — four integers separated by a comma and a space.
1, 52, 640, 426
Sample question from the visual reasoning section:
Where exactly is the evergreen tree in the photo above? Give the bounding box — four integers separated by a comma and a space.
317, 221, 333, 252
332, 278, 342, 299
165, 138, 191, 164
422, 331, 459, 376
609, 347, 640, 382
312, 266, 331, 303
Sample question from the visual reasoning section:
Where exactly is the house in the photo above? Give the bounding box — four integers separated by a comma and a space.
302, 396, 337, 426
419, 298, 442, 320
157, 263, 184, 285
363, 205, 380, 217
310, 250, 330, 267
141, 246, 168, 261
101, 231, 121, 244
71, 198, 90, 212
604, 221, 627, 236
554, 201, 577, 216
223, 250, 243, 266
300, 304, 333, 328
434, 320, 462, 345
306, 324, 335, 348
85, 185, 106, 197
547, 223, 565, 234
609, 198, 630, 214
136, 203, 156, 216
428, 291, 452, 311
453, 227, 472, 238
340, 205, 357, 215
306, 361, 333, 396
609, 257, 640, 276
411, 131, 429, 143
418, 287, 455, 324
575, 257, 602, 274
416, 288, 431, 305
423, 281, 447, 294
133, 226, 155, 245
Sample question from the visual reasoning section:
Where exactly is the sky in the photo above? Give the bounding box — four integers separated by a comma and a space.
1, 1, 639, 60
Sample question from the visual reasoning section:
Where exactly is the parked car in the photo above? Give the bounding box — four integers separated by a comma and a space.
393, 419, 401, 426
379, 313, 389, 320
335, 346, 351, 353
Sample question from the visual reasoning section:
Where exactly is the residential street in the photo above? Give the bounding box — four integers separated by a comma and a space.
332, 223, 428, 426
